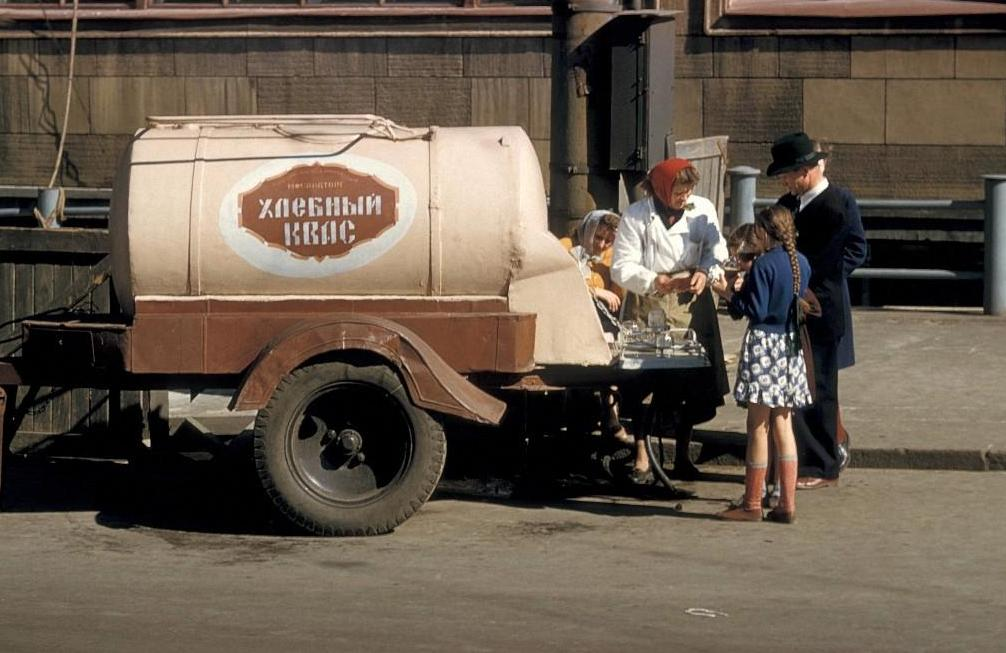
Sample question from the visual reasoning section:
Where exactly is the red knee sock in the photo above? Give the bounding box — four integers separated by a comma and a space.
777, 455, 798, 513
743, 463, 768, 511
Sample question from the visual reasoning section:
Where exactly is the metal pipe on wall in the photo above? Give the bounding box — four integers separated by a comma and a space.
547, 0, 621, 237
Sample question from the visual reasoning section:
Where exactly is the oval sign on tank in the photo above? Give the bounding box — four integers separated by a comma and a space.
219, 154, 417, 277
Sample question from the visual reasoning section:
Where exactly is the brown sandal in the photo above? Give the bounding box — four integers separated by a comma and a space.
717, 505, 762, 522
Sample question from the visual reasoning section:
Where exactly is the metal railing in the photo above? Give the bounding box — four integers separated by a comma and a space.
0, 186, 111, 221
4, 177, 1006, 315
726, 168, 1006, 316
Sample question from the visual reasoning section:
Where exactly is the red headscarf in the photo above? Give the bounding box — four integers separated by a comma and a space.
648, 158, 694, 207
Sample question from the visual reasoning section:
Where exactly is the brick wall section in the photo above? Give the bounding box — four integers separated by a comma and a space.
804, 79, 884, 144
0, 78, 30, 134
0, 35, 553, 189
1, 6, 1005, 199
315, 38, 387, 77
779, 37, 850, 78
257, 77, 373, 115
666, 0, 1006, 199
176, 39, 247, 77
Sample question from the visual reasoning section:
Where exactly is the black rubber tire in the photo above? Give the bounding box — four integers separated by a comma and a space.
254, 362, 446, 536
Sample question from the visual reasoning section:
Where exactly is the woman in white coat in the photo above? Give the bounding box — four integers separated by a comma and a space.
611, 157, 731, 482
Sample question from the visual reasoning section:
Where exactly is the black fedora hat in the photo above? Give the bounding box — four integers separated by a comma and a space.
766, 132, 828, 177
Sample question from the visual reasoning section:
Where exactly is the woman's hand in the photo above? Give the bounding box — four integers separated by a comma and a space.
594, 288, 621, 312
652, 273, 691, 295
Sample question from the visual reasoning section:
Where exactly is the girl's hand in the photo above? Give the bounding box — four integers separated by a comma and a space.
710, 275, 730, 297
732, 272, 746, 292
594, 288, 621, 312
689, 270, 708, 295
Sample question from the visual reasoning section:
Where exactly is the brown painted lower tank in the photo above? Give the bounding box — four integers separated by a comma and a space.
109, 115, 611, 366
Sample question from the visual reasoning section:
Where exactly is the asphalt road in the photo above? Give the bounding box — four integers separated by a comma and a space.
0, 457, 1002, 652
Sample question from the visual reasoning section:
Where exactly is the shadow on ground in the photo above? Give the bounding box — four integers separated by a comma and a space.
1, 434, 282, 536
0, 429, 749, 535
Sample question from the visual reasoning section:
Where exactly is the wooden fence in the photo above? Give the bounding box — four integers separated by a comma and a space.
0, 186, 141, 455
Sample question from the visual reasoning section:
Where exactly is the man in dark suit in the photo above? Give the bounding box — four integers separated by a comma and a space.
767, 132, 867, 488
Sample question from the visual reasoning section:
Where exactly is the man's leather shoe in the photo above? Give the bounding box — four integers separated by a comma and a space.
796, 476, 838, 490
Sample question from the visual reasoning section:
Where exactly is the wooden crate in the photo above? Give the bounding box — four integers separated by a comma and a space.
675, 135, 730, 223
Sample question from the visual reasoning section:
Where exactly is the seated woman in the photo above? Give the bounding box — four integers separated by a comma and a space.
560, 209, 624, 332
559, 210, 649, 477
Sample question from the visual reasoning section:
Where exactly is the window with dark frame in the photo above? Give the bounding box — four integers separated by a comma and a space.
715, 0, 1006, 18
706, 0, 1006, 35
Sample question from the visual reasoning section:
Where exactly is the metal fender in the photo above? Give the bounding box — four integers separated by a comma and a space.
229, 313, 506, 425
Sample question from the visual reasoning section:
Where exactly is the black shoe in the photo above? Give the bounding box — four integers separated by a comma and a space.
765, 508, 796, 524
669, 462, 701, 481
628, 468, 654, 485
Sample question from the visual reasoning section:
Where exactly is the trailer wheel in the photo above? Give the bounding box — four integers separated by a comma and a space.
254, 362, 445, 536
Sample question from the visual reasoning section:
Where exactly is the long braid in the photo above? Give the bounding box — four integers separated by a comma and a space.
757, 206, 803, 358
777, 214, 801, 297
757, 205, 801, 296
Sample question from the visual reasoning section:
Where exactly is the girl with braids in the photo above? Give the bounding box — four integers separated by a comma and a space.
711, 205, 812, 523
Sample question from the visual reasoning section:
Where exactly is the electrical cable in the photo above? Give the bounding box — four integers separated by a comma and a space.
46, 0, 79, 189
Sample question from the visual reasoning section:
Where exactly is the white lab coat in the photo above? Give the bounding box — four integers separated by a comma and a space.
611, 195, 729, 296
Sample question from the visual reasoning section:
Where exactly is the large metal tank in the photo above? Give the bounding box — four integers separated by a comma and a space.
109, 115, 611, 366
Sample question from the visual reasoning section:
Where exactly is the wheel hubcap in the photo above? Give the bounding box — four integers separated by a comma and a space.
335, 429, 364, 457
288, 382, 414, 505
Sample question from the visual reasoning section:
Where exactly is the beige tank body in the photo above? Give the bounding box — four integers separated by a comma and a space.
109, 115, 611, 366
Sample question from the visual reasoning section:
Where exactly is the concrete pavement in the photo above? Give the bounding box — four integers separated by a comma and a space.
1, 461, 1003, 652
698, 308, 1006, 472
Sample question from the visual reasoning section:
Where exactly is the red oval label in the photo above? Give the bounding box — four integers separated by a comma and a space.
238, 162, 399, 261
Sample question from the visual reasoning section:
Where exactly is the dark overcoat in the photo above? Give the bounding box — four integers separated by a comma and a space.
778, 184, 867, 361
778, 183, 866, 478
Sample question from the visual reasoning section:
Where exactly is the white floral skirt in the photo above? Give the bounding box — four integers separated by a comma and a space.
734, 327, 813, 408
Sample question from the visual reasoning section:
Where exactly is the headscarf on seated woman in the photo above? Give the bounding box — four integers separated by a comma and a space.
567, 209, 621, 284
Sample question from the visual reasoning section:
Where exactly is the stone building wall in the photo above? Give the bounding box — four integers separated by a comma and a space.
0, 34, 554, 190
0, 1, 1004, 200
667, 0, 1006, 200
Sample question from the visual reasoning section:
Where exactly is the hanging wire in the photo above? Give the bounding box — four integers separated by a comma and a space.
46, 0, 80, 189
